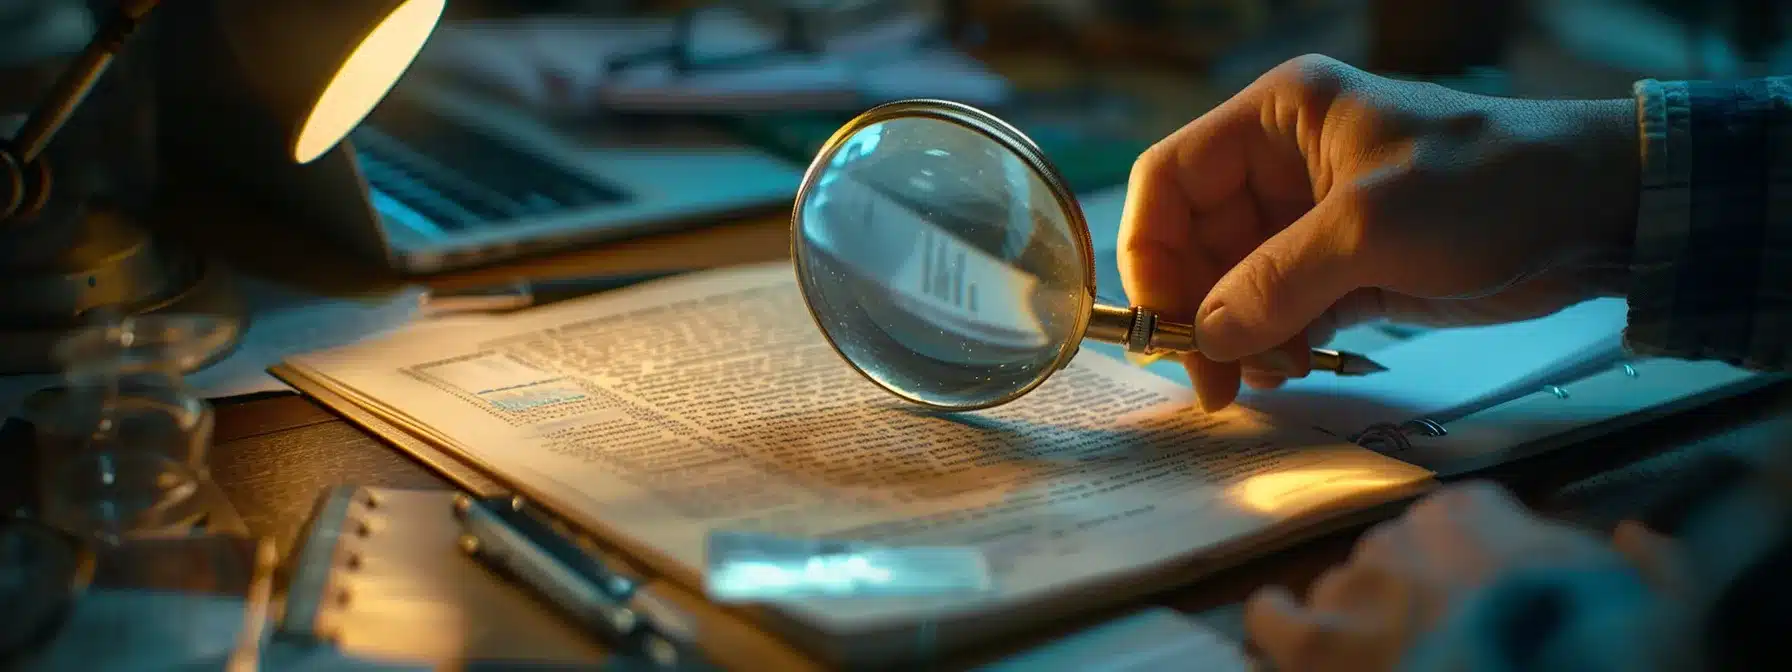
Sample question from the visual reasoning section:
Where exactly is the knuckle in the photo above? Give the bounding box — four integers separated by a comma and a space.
1231, 250, 1289, 308
1354, 521, 1399, 558
1282, 54, 1346, 87
1309, 566, 1354, 606
1128, 140, 1179, 186
1275, 53, 1357, 103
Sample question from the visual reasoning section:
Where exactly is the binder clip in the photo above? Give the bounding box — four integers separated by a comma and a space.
1349, 418, 1447, 451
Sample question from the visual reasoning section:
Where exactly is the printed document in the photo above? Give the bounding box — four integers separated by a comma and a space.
285, 263, 1431, 639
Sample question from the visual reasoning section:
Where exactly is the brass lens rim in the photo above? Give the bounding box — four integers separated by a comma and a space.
789, 98, 1097, 412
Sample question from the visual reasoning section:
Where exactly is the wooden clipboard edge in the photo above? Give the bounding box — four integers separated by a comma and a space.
269, 364, 832, 671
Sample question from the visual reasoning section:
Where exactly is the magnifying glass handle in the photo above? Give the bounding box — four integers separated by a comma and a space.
1087, 304, 1387, 376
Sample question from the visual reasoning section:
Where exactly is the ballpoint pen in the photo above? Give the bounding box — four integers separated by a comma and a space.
1124, 347, 1386, 375
1311, 348, 1389, 376
422, 269, 694, 316
451, 494, 719, 671
1088, 300, 1387, 376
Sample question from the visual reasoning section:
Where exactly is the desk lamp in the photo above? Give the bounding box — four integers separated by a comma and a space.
0, 0, 445, 374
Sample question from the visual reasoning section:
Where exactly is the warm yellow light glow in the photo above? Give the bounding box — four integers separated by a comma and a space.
1229, 467, 1413, 515
291, 0, 445, 164
1125, 351, 1171, 367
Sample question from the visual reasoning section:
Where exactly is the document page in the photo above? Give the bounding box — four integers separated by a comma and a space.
289, 263, 1431, 633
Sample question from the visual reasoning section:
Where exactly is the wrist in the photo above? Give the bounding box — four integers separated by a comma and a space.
1564, 97, 1642, 296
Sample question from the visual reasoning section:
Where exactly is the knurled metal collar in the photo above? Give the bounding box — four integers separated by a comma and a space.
1127, 307, 1155, 354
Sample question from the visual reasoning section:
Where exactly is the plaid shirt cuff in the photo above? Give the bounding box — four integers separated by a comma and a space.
1623, 76, 1792, 370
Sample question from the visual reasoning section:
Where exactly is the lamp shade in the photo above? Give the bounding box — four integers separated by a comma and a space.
214, 0, 444, 164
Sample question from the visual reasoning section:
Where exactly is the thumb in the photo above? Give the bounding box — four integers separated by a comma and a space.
1196, 196, 1370, 362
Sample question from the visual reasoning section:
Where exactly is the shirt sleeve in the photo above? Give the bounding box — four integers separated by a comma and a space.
1623, 76, 1792, 370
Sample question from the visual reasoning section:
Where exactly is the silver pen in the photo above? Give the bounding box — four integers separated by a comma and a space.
452, 494, 715, 670
1311, 348, 1389, 376
1124, 347, 1387, 375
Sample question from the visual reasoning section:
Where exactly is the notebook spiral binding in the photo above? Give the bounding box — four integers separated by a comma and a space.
1345, 368, 1646, 452
1348, 418, 1448, 452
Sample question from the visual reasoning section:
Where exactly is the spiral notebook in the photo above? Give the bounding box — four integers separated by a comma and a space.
267, 261, 1776, 668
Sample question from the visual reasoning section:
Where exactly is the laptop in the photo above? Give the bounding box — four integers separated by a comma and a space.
154, 10, 806, 276
320, 77, 806, 274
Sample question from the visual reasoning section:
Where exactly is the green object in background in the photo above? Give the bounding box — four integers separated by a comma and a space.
725, 112, 1150, 195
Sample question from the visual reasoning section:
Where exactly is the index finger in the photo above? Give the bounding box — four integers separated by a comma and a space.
1116, 95, 1262, 313
1118, 96, 1269, 409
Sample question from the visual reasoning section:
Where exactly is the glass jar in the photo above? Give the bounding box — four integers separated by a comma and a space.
26, 313, 238, 541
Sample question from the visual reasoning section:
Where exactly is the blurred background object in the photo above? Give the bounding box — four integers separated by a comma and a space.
0, 1, 92, 73
3, 0, 1777, 374
414, 0, 1004, 117
1533, 0, 1789, 84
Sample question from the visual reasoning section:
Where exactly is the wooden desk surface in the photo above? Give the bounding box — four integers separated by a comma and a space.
198, 204, 1792, 662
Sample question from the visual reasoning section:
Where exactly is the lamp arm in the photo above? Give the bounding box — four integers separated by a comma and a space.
7, 0, 162, 166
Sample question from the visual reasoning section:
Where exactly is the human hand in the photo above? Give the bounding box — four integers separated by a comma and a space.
1118, 54, 1640, 410
1612, 518, 1687, 595
1244, 481, 1626, 671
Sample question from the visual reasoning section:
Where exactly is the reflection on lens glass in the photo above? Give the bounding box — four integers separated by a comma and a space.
794, 113, 1087, 409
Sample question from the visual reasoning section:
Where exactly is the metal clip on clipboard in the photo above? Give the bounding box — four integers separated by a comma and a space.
451, 494, 720, 671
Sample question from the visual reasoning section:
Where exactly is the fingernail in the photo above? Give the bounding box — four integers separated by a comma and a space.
1197, 303, 1228, 337
1197, 304, 1250, 363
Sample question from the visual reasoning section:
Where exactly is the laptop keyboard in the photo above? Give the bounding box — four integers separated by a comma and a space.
350, 100, 630, 232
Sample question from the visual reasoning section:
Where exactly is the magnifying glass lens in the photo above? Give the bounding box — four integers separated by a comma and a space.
793, 113, 1088, 410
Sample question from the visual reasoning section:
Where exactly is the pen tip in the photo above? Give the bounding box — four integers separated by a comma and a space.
1340, 354, 1389, 376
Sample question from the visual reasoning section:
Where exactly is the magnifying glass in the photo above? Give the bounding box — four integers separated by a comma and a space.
791, 99, 1386, 412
